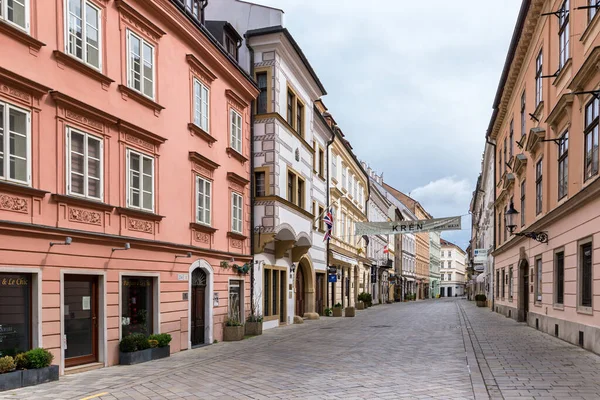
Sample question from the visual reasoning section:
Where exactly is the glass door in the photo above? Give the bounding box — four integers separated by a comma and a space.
64, 275, 98, 367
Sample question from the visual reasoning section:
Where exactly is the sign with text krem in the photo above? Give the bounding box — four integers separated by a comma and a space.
355, 216, 462, 236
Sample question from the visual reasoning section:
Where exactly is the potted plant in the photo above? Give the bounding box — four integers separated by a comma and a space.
223, 318, 244, 341
245, 291, 263, 336
332, 303, 343, 317
0, 348, 58, 392
345, 306, 355, 317
324, 308, 333, 317
119, 333, 171, 365
475, 294, 487, 307
358, 292, 372, 308
147, 333, 172, 360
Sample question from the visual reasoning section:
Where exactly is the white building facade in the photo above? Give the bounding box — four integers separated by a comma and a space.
429, 232, 441, 298
440, 239, 467, 297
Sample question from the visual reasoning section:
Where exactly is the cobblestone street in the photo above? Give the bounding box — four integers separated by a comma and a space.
2, 299, 600, 400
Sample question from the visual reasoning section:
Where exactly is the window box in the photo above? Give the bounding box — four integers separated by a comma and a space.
118, 345, 170, 365
222, 326, 244, 342
332, 307, 342, 317
53, 51, 113, 86
344, 306, 355, 317
0, 365, 59, 391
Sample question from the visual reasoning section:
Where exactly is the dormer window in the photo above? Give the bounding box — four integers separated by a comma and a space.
225, 34, 238, 61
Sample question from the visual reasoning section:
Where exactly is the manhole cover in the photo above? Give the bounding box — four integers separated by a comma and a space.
370, 325, 392, 328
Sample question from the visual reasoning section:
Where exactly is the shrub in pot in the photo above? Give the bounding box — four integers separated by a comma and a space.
345, 306, 356, 317
475, 294, 487, 307
119, 333, 171, 365
332, 303, 343, 317
324, 308, 333, 317
21, 349, 57, 388
245, 314, 263, 336
356, 301, 365, 310
147, 333, 171, 360
223, 318, 244, 341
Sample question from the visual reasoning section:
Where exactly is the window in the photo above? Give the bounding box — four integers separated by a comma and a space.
296, 102, 303, 137
535, 50, 543, 106
509, 120, 514, 158
503, 139, 507, 172
287, 90, 294, 126
256, 72, 268, 114
331, 154, 337, 180
589, 0, 600, 21
555, 251, 564, 305
230, 109, 242, 154
448, 273, 452, 281
498, 149, 503, 179
349, 174, 353, 196
182, 0, 202, 20
448, 261, 452, 268
536, 159, 543, 215
318, 206, 325, 231
440, 261, 444, 268
127, 149, 154, 211
0, 102, 30, 184
521, 91, 526, 137
509, 267, 513, 299
353, 177, 358, 199
228, 280, 242, 322
255, 171, 265, 197
584, 98, 599, 180
193, 79, 209, 132
558, 131, 568, 199
496, 270, 500, 298
312, 141, 316, 171
297, 179, 304, 208
225, 35, 238, 61
231, 192, 242, 233
341, 212, 346, 241
558, 0, 570, 69
287, 170, 304, 208
448, 251, 452, 258
331, 206, 336, 236
195, 176, 211, 225
503, 205, 507, 241
67, 127, 103, 200
498, 211, 503, 243
535, 257, 542, 303
66, 0, 101, 70
0, 273, 32, 357
520, 180, 526, 227
122, 276, 154, 336
318, 148, 324, 177
0, 0, 28, 31
287, 171, 294, 202
501, 268, 506, 298
342, 165, 347, 190
127, 30, 154, 99
263, 268, 286, 321
580, 241, 592, 308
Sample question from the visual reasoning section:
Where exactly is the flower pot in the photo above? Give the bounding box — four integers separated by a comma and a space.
356, 301, 365, 310
332, 307, 343, 317
120, 348, 153, 365
345, 307, 355, 317
476, 300, 486, 307
21, 365, 59, 387
245, 321, 263, 336
150, 345, 170, 360
0, 370, 22, 392
223, 325, 245, 341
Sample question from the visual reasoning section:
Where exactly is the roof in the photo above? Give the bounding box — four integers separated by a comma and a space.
245, 25, 327, 95
235, 0, 284, 12
440, 238, 466, 254
205, 20, 243, 43
382, 183, 433, 219
486, 0, 531, 138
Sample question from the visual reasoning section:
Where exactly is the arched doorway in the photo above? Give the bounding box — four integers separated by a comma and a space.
295, 264, 305, 316
295, 257, 315, 317
188, 260, 213, 348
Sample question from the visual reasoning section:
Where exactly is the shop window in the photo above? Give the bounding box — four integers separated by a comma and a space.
0, 273, 31, 357
121, 276, 154, 336
228, 280, 242, 323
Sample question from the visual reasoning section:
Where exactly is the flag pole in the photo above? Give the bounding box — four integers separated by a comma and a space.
313, 193, 348, 223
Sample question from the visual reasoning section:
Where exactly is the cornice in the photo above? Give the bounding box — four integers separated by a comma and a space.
186, 54, 217, 83
225, 89, 249, 109
116, 0, 166, 40
0, 66, 52, 98
188, 152, 219, 171
568, 46, 600, 91
0, 181, 48, 198
0, 20, 45, 51
545, 93, 573, 130
118, 119, 167, 146
53, 51, 114, 87
50, 91, 118, 126
226, 172, 250, 187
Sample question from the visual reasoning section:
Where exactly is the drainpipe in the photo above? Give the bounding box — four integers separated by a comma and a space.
325, 126, 335, 309
486, 136, 497, 312
200, 0, 208, 25
247, 37, 256, 315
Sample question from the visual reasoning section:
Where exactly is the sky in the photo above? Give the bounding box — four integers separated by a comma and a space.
251, 0, 522, 250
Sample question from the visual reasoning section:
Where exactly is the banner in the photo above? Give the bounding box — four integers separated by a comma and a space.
354, 216, 462, 236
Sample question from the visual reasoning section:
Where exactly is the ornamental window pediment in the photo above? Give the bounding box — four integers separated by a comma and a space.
545, 93, 573, 132
513, 154, 528, 177
525, 126, 546, 155
568, 46, 600, 92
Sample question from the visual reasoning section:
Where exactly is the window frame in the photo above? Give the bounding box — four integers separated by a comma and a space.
535, 256, 542, 303
555, 249, 565, 305
126, 29, 155, 100
520, 180, 526, 227
557, 131, 568, 200
535, 158, 543, 215
509, 120, 514, 158
254, 170, 266, 197
535, 50, 543, 107
521, 90, 526, 137
501, 267, 506, 299
66, 126, 104, 201
229, 108, 242, 154
0, 0, 29, 32
256, 71, 268, 114
231, 192, 243, 234
126, 148, 155, 212
508, 266, 513, 300
578, 238, 593, 310
584, 97, 599, 181
195, 175, 211, 226
558, 0, 570, 69
0, 101, 32, 186
64, 0, 102, 71
193, 78, 210, 133
589, 0, 600, 22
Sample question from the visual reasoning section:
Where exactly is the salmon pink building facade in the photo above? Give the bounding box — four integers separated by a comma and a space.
0, 0, 258, 374
487, 0, 600, 353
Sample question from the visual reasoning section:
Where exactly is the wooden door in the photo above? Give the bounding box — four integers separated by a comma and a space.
64, 275, 98, 367
191, 269, 206, 346
521, 266, 529, 321
315, 274, 324, 315
295, 267, 304, 316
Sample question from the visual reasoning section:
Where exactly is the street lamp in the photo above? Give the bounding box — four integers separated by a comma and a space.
504, 202, 549, 244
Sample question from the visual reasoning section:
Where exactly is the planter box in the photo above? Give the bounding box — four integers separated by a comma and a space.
332, 307, 343, 317
245, 322, 263, 336
22, 365, 59, 387
223, 326, 244, 341
476, 301, 486, 307
0, 370, 22, 392
0, 365, 59, 392
356, 301, 364, 310
120, 345, 170, 365
345, 307, 355, 317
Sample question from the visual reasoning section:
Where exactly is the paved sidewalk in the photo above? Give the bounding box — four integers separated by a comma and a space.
2, 299, 600, 399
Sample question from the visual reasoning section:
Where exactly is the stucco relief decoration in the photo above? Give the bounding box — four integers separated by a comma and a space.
68, 207, 102, 225
1, 84, 31, 103
128, 218, 153, 233
0, 194, 28, 213
295, 148, 300, 161
125, 134, 154, 151
191, 68, 211, 87
230, 183, 244, 193
194, 232, 210, 244
193, 163, 212, 179
231, 239, 243, 249
65, 110, 103, 130
120, 15, 159, 42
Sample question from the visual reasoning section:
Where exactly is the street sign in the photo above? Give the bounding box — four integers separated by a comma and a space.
474, 249, 488, 263
327, 266, 337, 274
328, 274, 337, 283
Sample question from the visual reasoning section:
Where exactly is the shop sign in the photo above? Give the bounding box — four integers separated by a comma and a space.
474, 249, 488, 263
328, 275, 337, 283
123, 278, 151, 287
1, 277, 28, 286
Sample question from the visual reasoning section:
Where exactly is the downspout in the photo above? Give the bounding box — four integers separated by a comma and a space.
325, 127, 335, 309
200, 0, 208, 25
247, 37, 256, 315
486, 135, 497, 312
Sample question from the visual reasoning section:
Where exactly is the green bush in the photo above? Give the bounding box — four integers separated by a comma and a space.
225, 318, 242, 327
334, 302, 342, 308
148, 340, 159, 349
25, 348, 54, 369
475, 294, 487, 302
119, 333, 149, 353
14, 353, 28, 370
358, 292, 373, 307
0, 356, 16, 374
324, 308, 332, 316
246, 314, 263, 323
148, 333, 172, 348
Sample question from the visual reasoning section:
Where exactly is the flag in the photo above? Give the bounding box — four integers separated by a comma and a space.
383, 245, 389, 254
323, 208, 333, 242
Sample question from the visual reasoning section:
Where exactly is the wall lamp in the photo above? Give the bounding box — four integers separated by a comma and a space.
50, 237, 72, 247
290, 263, 296, 273
112, 243, 131, 252
505, 202, 549, 244
175, 252, 192, 259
